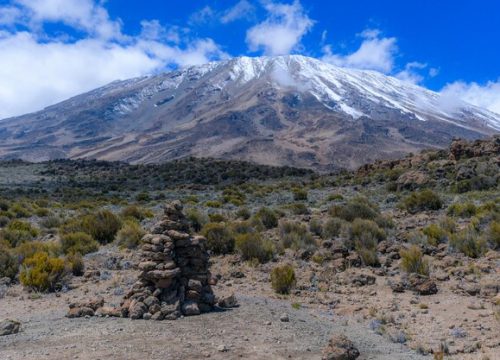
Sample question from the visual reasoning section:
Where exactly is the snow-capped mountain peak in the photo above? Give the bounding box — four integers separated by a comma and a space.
0, 55, 498, 169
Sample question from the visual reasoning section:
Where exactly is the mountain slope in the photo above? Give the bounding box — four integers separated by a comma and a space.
0, 55, 498, 170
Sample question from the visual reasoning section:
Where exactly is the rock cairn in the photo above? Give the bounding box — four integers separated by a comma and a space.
120, 201, 216, 320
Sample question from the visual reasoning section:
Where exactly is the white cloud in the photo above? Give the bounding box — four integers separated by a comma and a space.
321, 29, 397, 73
14, 0, 122, 39
189, 6, 215, 25
395, 61, 427, 84
221, 0, 255, 24
246, 0, 314, 56
0, 1, 228, 120
440, 80, 500, 115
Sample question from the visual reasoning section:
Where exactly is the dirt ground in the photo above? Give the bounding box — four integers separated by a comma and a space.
0, 246, 499, 360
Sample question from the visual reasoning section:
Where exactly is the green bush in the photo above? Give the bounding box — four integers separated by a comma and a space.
235, 207, 251, 220
285, 202, 309, 215
235, 233, 274, 263
279, 220, 315, 250
208, 213, 227, 222
186, 208, 208, 232
347, 219, 385, 266
292, 188, 308, 201
1, 220, 39, 247
322, 217, 344, 239
487, 221, 500, 249
422, 224, 449, 246
121, 205, 152, 221
348, 219, 386, 247
201, 222, 235, 254
402, 189, 442, 214
20, 252, 68, 292
447, 202, 477, 218
115, 220, 145, 249
254, 207, 278, 229
309, 218, 323, 236
61, 232, 99, 255
0, 245, 18, 280
450, 228, 487, 258
327, 193, 343, 201
205, 200, 222, 208
13, 241, 61, 263
229, 220, 255, 235
135, 191, 151, 202
66, 253, 84, 276
400, 246, 430, 276
40, 215, 61, 229
271, 263, 296, 294
329, 197, 379, 222
81, 210, 122, 244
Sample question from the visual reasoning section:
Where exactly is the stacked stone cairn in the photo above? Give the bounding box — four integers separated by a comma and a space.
120, 200, 216, 320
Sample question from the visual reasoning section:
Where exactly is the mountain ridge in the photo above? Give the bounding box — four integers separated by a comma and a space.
0, 55, 498, 170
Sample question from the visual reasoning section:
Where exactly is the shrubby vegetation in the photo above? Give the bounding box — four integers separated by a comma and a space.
20, 252, 68, 292
402, 189, 442, 213
201, 222, 235, 255
271, 263, 296, 294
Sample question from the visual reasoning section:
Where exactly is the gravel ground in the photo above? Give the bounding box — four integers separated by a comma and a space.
0, 292, 425, 360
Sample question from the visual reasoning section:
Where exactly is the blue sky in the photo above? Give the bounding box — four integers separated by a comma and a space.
0, 0, 499, 119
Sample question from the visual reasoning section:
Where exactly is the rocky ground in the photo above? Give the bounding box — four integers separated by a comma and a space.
1, 240, 498, 359
0, 265, 424, 360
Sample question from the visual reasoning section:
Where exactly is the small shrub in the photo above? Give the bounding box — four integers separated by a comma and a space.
450, 228, 487, 258
1, 220, 39, 247
235, 233, 274, 263
322, 217, 344, 239
186, 208, 208, 232
447, 202, 477, 218
309, 218, 323, 236
34, 208, 50, 217
285, 202, 309, 215
205, 200, 222, 208
279, 220, 315, 250
400, 246, 430, 276
229, 220, 255, 235
208, 213, 227, 222
357, 248, 380, 267
13, 241, 61, 263
348, 219, 386, 248
82, 210, 122, 244
0, 245, 18, 280
235, 207, 251, 220
347, 219, 385, 267
292, 188, 308, 201
40, 215, 61, 229
20, 252, 67, 292
487, 221, 500, 249
327, 193, 343, 201
254, 207, 278, 229
402, 189, 442, 214
115, 220, 145, 249
422, 224, 449, 246
201, 222, 235, 254
329, 197, 379, 222
271, 264, 296, 294
121, 205, 152, 221
61, 232, 99, 255
66, 253, 84, 276
135, 191, 151, 202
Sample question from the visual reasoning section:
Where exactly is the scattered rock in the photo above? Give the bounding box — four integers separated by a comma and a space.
351, 274, 375, 287
280, 313, 289, 322
0, 319, 20, 336
322, 334, 360, 360
218, 293, 238, 308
